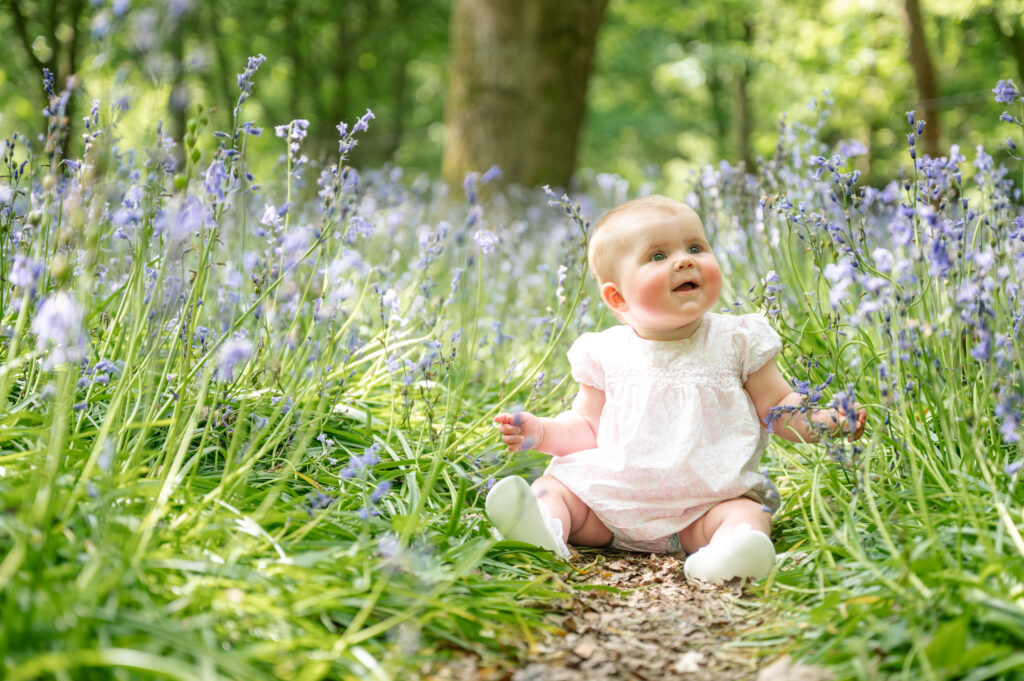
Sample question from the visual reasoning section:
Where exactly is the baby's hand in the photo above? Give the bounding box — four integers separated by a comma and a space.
813, 404, 867, 441
494, 411, 546, 452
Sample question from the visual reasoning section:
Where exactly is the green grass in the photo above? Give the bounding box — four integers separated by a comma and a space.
1, 86, 1022, 680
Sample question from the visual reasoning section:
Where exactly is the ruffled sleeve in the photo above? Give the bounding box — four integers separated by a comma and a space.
566, 332, 605, 390
734, 314, 782, 383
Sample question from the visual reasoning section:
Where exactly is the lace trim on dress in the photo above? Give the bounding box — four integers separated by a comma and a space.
605, 364, 742, 389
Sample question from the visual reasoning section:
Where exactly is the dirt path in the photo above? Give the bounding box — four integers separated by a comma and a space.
422, 550, 833, 681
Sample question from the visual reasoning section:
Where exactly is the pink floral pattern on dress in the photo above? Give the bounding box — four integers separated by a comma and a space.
546, 313, 782, 547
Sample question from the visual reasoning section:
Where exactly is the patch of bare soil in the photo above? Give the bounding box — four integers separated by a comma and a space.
419, 550, 833, 681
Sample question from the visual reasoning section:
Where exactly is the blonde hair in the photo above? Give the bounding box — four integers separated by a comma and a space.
588, 195, 697, 284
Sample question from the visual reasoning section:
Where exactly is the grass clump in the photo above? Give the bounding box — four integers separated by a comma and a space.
1, 62, 1023, 681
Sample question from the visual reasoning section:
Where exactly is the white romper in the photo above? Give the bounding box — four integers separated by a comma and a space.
545, 312, 782, 553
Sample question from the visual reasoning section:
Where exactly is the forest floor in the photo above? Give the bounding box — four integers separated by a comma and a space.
418, 550, 836, 681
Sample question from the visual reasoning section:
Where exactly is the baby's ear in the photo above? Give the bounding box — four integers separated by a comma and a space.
600, 282, 628, 313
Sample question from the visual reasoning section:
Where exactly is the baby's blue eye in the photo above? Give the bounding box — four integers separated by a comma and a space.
688, 245, 702, 255
650, 252, 666, 261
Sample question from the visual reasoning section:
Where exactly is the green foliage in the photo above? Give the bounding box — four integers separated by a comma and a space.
0, 97, 605, 678
3, 0, 1024, 184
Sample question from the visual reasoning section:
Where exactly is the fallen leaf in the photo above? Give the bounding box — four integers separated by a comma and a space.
571, 639, 595, 660
670, 650, 704, 673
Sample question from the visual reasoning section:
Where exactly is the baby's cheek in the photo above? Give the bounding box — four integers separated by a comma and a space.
704, 261, 724, 292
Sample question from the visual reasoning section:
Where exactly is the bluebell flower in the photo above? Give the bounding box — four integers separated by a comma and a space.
9, 255, 44, 293
306, 492, 334, 515
473, 229, 498, 254
342, 443, 381, 478
352, 109, 375, 133
216, 337, 253, 382
824, 260, 855, 307
463, 173, 478, 204
371, 480, 393, 503
838, 139, 867, 158
274, 119, 310, 145
32, 292, 86, 369
94, 358, 119, 375
260, 203, 283, 231
480, 165, 502, 184
993, 80, 1020, 104
928, 239, 952, 278
348, 215, 374, 240
42, 68, 55, 99
203, 159, 229, 203
235, 54, 267, 116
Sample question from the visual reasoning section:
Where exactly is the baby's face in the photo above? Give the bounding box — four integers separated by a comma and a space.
598, 206, 721, 340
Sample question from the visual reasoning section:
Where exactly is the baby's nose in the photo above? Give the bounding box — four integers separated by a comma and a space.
674, 256, 693, 269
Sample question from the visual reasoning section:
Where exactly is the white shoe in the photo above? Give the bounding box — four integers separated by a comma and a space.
485, 476, 570, 558
683, 523, 775, 582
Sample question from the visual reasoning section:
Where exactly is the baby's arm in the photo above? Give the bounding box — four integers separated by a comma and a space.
744, 359, 866, 443
494, 383, 605, 455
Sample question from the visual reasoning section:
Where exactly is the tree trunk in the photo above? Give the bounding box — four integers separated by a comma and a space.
902, 0, 940, 159
7, 0, 86, 162
443, 0, 608, 189
733, 19, 754, 172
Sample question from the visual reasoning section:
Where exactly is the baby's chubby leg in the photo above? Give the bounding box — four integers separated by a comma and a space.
532, 476, 613, 547
677, 497, 770, 554
680, 498, 775, 581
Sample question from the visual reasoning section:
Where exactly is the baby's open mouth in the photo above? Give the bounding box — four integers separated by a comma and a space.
674, 282, 698, 292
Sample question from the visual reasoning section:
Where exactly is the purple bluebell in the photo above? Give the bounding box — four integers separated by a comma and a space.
203, 159, 229, 203
480, 165, 502, 184
235, 54, 267, 116
216, 337, 253, 381
341, 443, 381, 478
9, 255, 44, 293
463, 173, 478, 205
928, 239, 952, 278
993, 80, 1020, 104
370, 480, 393, 503
352, 109, 375, 133
42, 68, 55, 99
473, 229, 498, 254
32, 292, 86, 369
274, 119, 310, 146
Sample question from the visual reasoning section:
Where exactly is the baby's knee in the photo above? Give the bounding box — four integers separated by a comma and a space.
718, 497, 771, 533
531, 475, 588, 517
531, 475, 568, 501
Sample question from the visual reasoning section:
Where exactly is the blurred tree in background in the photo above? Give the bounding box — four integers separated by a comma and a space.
442, 0, 608, 188
0, 0, 1021, 189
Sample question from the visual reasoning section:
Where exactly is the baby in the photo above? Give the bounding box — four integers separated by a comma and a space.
486, 195, 866, 581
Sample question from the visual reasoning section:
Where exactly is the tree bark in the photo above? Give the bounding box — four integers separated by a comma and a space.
902, 0, 940, 159
6, 0, 86, 162
443, 0, 609, 189
734, 19, 754, 171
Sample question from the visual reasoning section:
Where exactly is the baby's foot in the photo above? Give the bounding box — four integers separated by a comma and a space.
485, 476, 570, 558
683, 523, 775, 582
